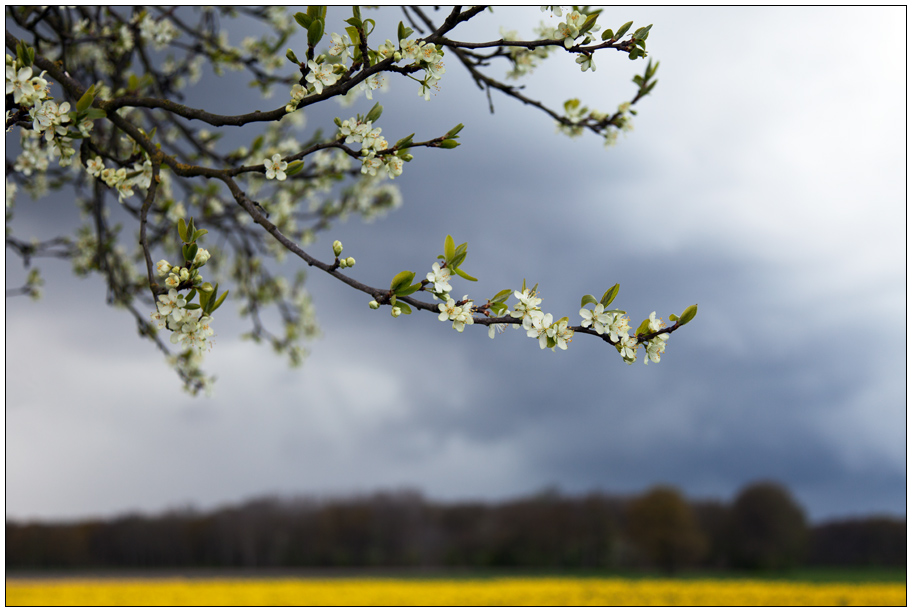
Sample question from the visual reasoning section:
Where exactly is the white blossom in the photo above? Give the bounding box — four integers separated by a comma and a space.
580, 303, 611, 334
6, 66, 35, 104
305, 60, 339, 95
327, 32, 349, 58
426, 262, 452, 294
264, 153, 287, 181
86, 156, 105, 177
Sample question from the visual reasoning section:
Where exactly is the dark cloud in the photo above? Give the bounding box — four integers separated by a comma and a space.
5, 7, 904, 522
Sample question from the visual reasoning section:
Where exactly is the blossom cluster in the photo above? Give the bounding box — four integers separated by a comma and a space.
6, 54, 84, 170
150, 234, 217, 355
338, 116, 404, 179
86, 157, 153, 202
641, 311, 670, 364
399, 38, 446, 101
155, 247, 210, 290
151, 288, 216, 354
500, 26, 553, 79
424, 262, 475, 333
579, 302, 636, 361
417, 249, 676, 361
510, 288, 574, 350
137, 13, 180, 51
6, 62, 49, 107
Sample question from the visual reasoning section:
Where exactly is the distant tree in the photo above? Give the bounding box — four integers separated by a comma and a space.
691, 499, 732, 569
626, 485, 706, 573
809, 517, 906, 567
728, 481, 808, 570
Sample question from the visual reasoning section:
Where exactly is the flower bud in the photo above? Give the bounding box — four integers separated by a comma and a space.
345, 257, 355, 267
391, 306, 401, 317
179, 268, 190, 281
193, 248, 210, 266
338, 259, 348, 269
332, 240, 343, 256
368, 300, 380, 309
393, 51, 402, 62
155, 259, 171, 277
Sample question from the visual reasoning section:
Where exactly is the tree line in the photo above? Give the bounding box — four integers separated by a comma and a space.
6, 481, 904, 572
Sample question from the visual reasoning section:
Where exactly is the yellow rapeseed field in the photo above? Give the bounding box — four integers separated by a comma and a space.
6, 577, 906, 606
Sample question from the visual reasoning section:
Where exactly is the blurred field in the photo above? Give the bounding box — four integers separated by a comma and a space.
6, 576, 906, 606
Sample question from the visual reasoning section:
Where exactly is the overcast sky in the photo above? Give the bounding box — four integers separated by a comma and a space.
5, 6, 906, 523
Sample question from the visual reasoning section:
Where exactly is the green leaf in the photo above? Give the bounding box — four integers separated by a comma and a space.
669, 313, 678, 322
395, 282, 423, 297
16, 41, 31, 67
646, 58, 658, 79
198, 288, 210, 310
491, 289, 513, 303
581, 294, 598, 308
294, 12, 311, 29
210, 290, 229, 313
615, 21, 633, 38
635, 318, 652, 337
191, 228, 208, 242
444, 235, 456, 262
397, 21, 413, 42
307, 5, 326, 20
390, 270, 415, 291
446, 123, 464, 138
184, 303, 201, 310
450, 252, 466, 270
394, 133, 414, 149
453, 267, 477, 282
439, 139, 460, 149
601, 28, 614, 41
580, 12, 599, 34
307, 19, 324, 47
76, 85, 95, 114
83, 108, 106, 120
600, 284, 620, 307
177, 218, 189, 243
285, 160, 305, 176
633, 24, 652, 41
365, 102, 383, 123
451, 243, 468, 269
183, 243, 198, 263
679, 304, 698, 325
286, 48, 299, 64
490, 302, 508, 315
352, 6, 362, 22
345, 25, 361, 48
396, 301, 412, 315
